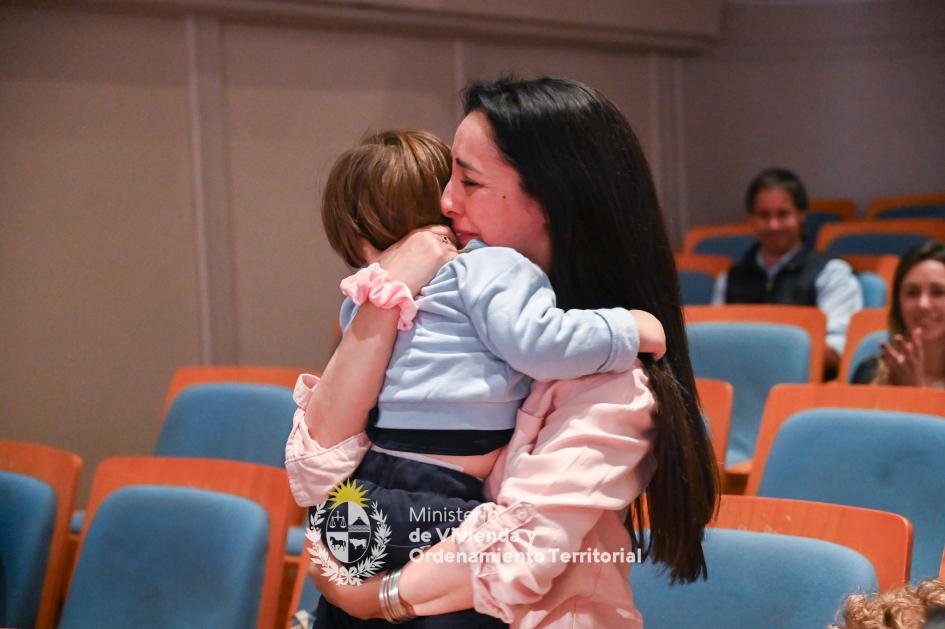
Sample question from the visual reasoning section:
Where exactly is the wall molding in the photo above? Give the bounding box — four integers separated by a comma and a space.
29, 0, 719, 54
704, 34, 945, 63
185, 15, 239, 364
648, 53, 689, 248
709, 0, 945, 62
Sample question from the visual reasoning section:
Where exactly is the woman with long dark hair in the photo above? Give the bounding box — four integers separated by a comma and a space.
286, 76, 719, 627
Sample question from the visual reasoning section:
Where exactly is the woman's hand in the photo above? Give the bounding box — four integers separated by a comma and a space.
307, 564, 384, 620
376, 225, 457, 295
879, 328, 927, 386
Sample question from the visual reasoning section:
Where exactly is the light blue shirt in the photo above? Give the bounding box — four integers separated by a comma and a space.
711, 245, 863, 354
341, 240, 640, 432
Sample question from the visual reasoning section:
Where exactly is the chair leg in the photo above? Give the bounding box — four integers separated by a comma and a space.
723, 470, 748, 495
53, 532, 81, 625
277, 554, 303, 629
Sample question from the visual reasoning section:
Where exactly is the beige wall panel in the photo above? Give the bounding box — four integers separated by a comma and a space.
223, 25, 456, 370
0, 8, 199, 495
684, 1, 945, 225
462, 42, 654, 155
336, 0, 721, 38
461, 42, 684, 238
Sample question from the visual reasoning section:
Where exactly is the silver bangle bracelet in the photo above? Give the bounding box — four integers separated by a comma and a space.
378, 568, 415, 623
379, 571, 396, 623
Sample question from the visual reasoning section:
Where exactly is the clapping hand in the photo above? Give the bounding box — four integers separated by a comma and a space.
879, 328, 927, 387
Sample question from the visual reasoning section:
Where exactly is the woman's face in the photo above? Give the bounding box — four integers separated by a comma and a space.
899, 259, 945, 344
441, 112, 552, 272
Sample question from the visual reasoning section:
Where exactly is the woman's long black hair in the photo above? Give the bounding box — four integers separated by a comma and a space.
464, 76, 719, 582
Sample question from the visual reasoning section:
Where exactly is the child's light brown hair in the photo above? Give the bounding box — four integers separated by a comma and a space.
830, 579, 945, 629
322, 130, 451, 267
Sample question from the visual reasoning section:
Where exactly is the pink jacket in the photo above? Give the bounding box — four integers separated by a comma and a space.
285, 363, 657, 628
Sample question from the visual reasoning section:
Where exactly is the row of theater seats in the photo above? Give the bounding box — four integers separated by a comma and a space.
645, 195, 945, 625
0, 366, 316, 629
680, 302, 945, 625
697, 379, 945, 575
666, 383, 945, 627
690, 306, 884, 446
688, 192, 945, 258
676, 193, 945, 306
633, 495, 940, 628
651, 295, 945, 625
678, 251, 897, 307
5, 360, 944, 628
690, 305, 892, 465
632, 180, 945, 624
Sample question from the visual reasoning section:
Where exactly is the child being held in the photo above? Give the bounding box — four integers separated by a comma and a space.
287, 130, 664, 590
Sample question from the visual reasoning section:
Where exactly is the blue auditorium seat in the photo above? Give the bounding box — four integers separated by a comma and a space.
61, 485, 270, 628
687, 322, 812, 466
632, 528, 877, 629
757, 408, 945, 580
0, 471, 56, 628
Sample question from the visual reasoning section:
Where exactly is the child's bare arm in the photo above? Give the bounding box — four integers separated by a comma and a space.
305, 226, 456, 446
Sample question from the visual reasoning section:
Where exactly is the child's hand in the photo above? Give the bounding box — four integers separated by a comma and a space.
378, 225, 458, 295
630, 309, 666, 359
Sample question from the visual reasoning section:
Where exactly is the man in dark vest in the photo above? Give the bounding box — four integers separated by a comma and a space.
711, 168, 863, 376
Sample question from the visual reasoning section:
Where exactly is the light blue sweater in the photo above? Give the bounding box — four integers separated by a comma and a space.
340, 240, 640, 433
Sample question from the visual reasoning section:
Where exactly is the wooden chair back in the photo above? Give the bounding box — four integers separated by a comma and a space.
841, 254, 898, 288
838, 308, 889, 383
816, 219, 945, 254
809, 198, 857, 220
682, 224, 755, 256
746, 384, 945, 497
73, 456, 296, 629
714, 495, 911, 591
165, 365, 310, 414
685, 305, 826, 384
0, 441, 82, 629
675, 253, 732, 277
867, 193, 945, 219
696, 378, 733, 469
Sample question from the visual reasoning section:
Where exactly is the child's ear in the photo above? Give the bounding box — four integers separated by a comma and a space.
359, 239, 382, 264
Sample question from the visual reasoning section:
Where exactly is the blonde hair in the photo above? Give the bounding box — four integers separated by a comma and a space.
322, 130, 451, 267
831, 580, 945, 629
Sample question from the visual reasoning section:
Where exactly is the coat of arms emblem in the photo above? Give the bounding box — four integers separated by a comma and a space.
307, 479, 391, 585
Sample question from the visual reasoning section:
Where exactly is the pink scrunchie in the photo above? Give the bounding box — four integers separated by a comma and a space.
339, 263, 419, 331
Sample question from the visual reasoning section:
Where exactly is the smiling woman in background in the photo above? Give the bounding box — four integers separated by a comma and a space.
854, 240, 945, 388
